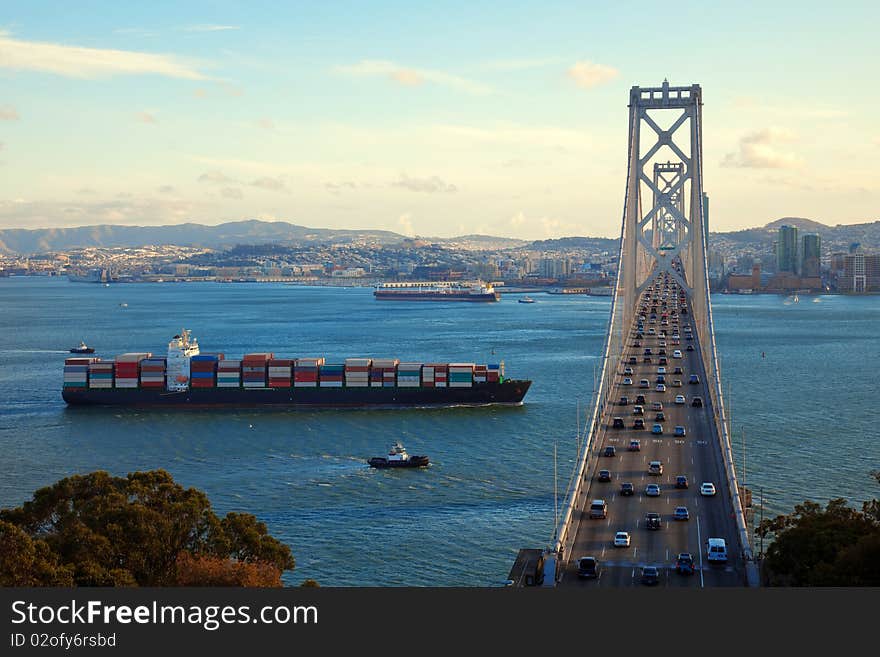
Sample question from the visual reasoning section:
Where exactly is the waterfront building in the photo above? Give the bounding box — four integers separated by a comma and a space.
776, 225, 799, 273
801, 233, 821, 278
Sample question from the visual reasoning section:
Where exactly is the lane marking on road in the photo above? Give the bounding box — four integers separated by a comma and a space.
697, 515, 705, 588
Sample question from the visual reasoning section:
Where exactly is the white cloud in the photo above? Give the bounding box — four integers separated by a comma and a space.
198, 170, 236, 184
0, 30, 208, 79
220, 187, 243, 199
721, 127, 803, 169
0, 105, 20, 120
335, 60, 492, 95
0, 197, 200, 228
567, 61, 619, 89
393, 174, 457, 194
182, 25, 240, 32
135, 111, 157, 124
250, 176, 289, 193
398, 213, 414, 236
157, 185, 176, 194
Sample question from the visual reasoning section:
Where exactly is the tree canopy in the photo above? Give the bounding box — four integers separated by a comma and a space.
0, 470, 294, 587
757, 495, 880, 586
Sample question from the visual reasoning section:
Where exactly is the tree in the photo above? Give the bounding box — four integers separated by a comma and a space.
757, 495, 880, 586
0, 470, 295, 587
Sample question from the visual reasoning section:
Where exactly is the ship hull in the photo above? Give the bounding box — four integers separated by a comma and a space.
62, 380, 531, 409
373, 292, 500, 302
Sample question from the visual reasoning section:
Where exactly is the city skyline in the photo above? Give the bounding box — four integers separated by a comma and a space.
1, 1, 879, 239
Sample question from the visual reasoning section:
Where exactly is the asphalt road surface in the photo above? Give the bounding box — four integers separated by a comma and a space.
559, 275, 745, 588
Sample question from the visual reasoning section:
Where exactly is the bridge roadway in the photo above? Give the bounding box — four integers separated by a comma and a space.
559, 276, 743, 588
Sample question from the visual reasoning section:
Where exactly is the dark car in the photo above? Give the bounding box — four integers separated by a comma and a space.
577, 556, 600, 579
620, 482, 634, 496
655, 411, 665, 421
612, 417, 625, 429
641, 566, 660, 586
628, 356, 638, 364
675, 553, 695, 576
643, 356, 652, 363
689, 374, 700, 384
632, 419, 645, 430
675, 475, 689, 489
598, 470, 612, 482
619, 396, 629, 406
658, 357, 667, 365
645, 512, 662, 530
658, 349, 666, 356
674, 367, 683, 374
635, 394, 646, 405
692, 397, 703, 407
603, 446, 616, 457
686, 344, 694, 351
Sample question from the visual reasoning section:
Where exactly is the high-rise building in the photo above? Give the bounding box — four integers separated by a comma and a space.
839, 254, 880, 292
801, 233, 821, 278
776, 225, 798, 273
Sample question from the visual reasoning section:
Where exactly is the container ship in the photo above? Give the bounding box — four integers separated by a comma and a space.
62, 329, 530, 409
373, 281, 500, 302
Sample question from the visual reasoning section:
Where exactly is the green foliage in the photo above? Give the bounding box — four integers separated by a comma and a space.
0, 470, 295, 587
758, 497, 880, 586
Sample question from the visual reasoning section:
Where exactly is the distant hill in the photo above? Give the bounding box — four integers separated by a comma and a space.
712, 218, 880, 250
429, 234, 528, 250
526, 236, 619, 252
0, 220, 406, 254
763, 217, 829, 233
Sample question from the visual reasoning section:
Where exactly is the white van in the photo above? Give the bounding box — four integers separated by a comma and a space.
706, 538, 728, 563
589, 499, 608, 519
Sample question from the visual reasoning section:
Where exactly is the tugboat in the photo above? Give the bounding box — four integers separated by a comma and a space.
367, 442, 429, 469
69, 341, 95, 354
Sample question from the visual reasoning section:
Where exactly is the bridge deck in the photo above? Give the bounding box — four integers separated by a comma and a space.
559, 274, 744, 588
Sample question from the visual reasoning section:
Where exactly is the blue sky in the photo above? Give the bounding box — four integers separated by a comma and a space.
1, 1, 878, 238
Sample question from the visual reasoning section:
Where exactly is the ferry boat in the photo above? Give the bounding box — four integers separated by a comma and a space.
374, 280, 500, 302
367, 442, 429, 468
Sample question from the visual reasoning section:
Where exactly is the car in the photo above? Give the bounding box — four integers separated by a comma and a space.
673, 350, 682, 359
707, 538, 728, 563
675, 553, 695, 575
689, 374, 700, 384
654, 411, 665, 421
674, 394, 686, 404
633, 419, 645, 430
700, 482, 717, 496
651, 401, 663, 411
590, 499, 608, 519
648, 460, 663, 475
675, 475, 689, 489
628, 439, 641, 451
612, 417, 625, 429
673, 506, 690, 521
672, 379, 682, 387
624, 367, 634, 375
673, 366, 683, 374
643, 356, 653, 363
692, 396, 703, 407
622, 377, 633, 385
577, 556, 600, 579
639, 378, 650, 388
656, 383, 667, 392
645, 512, 662, 530
658, 357, 667, 365
674, 425, 686, 437
603, 446, 616, 457
651, 423, 663, 435
645, 483, 661, 497
632, 341, 641, 348
648, 328, 656, 335
628, 356, 638, 364
658, 340, 667, 347
643, 348, 653, 356
657, 366, 666, 374
656, 375, 666, 384
620, 482, 634, 496
598, 470, 612, 482
614, 531, 631, 547
686, 344, 694, 351
635, 394, 647, 404
633, 405, 644, 416
658, 348, 667, 356
619, 396, 629, 406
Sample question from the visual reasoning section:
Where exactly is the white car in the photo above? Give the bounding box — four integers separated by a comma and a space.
645, 483, 661, 497
656, 384, 666, 392
673, 350, 683, 359
614, 531, 631, 547
657, 367, 666, 374
623, 377, 633, 385
674, 394, 686, 404
700, 482, 717, 497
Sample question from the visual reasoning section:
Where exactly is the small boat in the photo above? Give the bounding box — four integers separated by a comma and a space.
119, 303, 128, 308
69, 341, 95, 354
518, 296, 536, 304
368, 442, 429, 469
